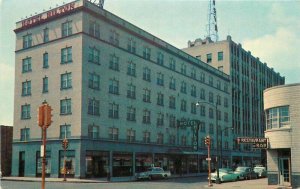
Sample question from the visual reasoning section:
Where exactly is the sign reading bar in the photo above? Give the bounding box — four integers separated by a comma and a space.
21, 2, 76, 28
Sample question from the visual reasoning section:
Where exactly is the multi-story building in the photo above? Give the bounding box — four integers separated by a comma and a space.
0, 125, 13, 176
182, 36, 285, 166
264, 83, 300, 188
12, 0, 231, 178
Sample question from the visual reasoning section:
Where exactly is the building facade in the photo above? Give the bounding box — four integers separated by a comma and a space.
182, 36, 285, 166
12, 0, 231, 178
0, 125, 13, 176
264, 83, 300, 188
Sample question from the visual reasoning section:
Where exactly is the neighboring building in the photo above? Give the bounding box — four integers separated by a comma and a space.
264, 83, 300, 188
12, 0, 231, 178
0, 125, 13, 176
182, 36, 285, 166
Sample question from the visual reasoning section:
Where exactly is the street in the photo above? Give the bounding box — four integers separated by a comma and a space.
0, 177, 275, 189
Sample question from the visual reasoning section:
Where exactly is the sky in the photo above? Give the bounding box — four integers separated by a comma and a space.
0, 0, 299, 126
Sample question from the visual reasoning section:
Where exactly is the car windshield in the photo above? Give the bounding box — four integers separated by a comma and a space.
219, 168, 231, 173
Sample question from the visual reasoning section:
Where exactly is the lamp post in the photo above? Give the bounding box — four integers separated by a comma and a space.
196, 101, 220, 184
220, 127, 233, 168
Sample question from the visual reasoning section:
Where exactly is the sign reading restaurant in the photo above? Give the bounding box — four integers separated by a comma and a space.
21, 2, 76, 28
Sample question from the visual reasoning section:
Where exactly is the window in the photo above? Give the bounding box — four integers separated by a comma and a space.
60, 98, 72, 115
21, 104, 31, 119
157, 113, 164, 127
181, 136, 187, 146
22, 57, 32, 73
169, 135, 176, 145
143, 88, 151, 103
206, 53, 212, 63
169, 115, 176, 128
109, 79, 119, 95
266, 106, 290, 129
224, 97, 228, 108
20, 128, 30, 141
88, 73, 100, 90
42, 77, 48, 93
143, 109, 151, 124
217, 110, 221, 120
127, 61, 136, 76
127, 129, 136, 142
22, 81, 31, 96
169, 58, 176, 70
209, 92, 214, 103
217, 80, 221, 89
88, 47, 100, 64
180, 81, 187, 94
143, 47, 151, 60
109, 30, 119, 46
88, 125, 99, 139
88, 98, 100, 116
89, 21, 100, 38
127, 106, 136, 121
169, 77, 176, 90
60, 124, 71, 138
61, 72, 72, 89
109, 54, 119, 71
200, 88, 205, 100
191, 85, 196, 97
224, 83, 229, 93
169, 96, 176, 109
23, 34, 32, 48
191, 103, 196, 114
180, 100, 187, 112
127, 38, 136, 53
143, 67, 151, 82
43, 53, 49, 68
217, 95, 221, 105
224, 112, 229, 122
224, 141, 229, 150
61, 47, 72, 64
181, 64, 186, 75
157, 92, 164, 106
62, 21, 72, 37
157, 52, 164, 65
109, 103, 119, 119
209, 108, 214, 119
209, 76, 213, 86
157, 133, 164, 144
143, 131, 150, 143
157, 73, 164, 86
43, 28, 49, 43
218, 51, 223, 61
200, 105, 206, 116
200, 72, 205, 82
109, 127, 118, 140
191, 68, 196, 79
127, 83, 136, 99
200, 122, 205, 132
209, 124, 214, 134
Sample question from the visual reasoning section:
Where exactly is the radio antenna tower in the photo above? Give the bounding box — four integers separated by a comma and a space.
206, 0, 219, 42
88, 0, 105, 9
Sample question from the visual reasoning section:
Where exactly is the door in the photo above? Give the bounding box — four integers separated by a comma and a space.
279, 158, 290, 186
19, 151, 25, 176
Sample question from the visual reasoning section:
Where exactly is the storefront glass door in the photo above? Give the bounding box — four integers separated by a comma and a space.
279, 158, 290, 186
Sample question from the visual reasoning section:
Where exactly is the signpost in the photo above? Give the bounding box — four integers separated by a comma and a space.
38, 102, 52, 189
237, 137, 268, 149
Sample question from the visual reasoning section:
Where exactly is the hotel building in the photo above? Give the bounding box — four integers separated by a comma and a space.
12, 0, 231, 178
182, 37, 285, 166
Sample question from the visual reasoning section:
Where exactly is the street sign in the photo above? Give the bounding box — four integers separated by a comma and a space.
237, 137, 268, 149
206, 158, 211, 161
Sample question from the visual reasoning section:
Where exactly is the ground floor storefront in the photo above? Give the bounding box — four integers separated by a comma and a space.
11, 139, 262, 179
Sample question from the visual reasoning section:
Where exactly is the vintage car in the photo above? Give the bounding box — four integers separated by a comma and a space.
210, 168, 240, 182
135, 167, 171, 180
234, 166, 258, 180
253, 166, 267, 178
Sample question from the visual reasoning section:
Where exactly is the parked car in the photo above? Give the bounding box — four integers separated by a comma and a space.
253, 166, 267, 178
210, 168, 240, 183
234, 166, 258, 180
135, 167, 171, 180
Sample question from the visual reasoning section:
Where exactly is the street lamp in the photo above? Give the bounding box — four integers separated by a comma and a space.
220, 127, 233, 168
196, 101, 220, 184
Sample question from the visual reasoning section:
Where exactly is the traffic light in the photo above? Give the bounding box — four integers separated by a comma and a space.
205, 136, 211, 146
37, 103, 53, 128
62, 139, 69, 150
38, 105, 45, 127
44, 105, 52, 127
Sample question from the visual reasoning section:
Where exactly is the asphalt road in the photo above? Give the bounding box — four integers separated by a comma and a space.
0, 177, 273, 189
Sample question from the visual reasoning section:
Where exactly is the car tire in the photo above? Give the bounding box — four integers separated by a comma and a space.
235, 177, 239, 181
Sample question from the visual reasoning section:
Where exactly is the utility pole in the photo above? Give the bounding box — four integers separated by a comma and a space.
38, 101, 52, 189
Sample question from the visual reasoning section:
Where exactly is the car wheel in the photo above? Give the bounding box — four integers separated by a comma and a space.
149, 175, 152, 180
235, 177, 239, 181
164, 174, 168, 179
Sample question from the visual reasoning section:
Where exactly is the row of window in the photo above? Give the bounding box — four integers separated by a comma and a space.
20, 124, 230, 148
199, 51, 224, 64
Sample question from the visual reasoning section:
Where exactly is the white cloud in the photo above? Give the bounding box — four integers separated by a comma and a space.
0, 62, 14, 126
